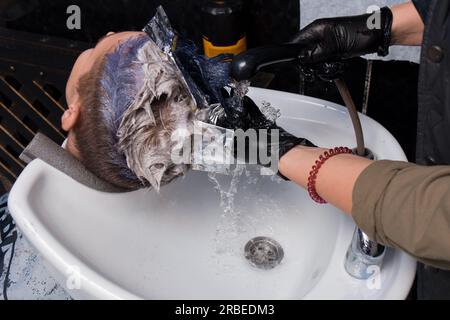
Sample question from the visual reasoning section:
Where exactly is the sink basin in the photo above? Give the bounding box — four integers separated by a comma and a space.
8, 87, 416, 299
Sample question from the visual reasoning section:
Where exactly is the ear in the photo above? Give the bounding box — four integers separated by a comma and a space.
61, 103, 81, 131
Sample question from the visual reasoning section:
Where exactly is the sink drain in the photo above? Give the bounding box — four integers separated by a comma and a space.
244, 237, 284, 270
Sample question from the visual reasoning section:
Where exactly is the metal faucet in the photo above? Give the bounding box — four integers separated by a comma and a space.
345, 228, 386, 279
230, 45, 385, 279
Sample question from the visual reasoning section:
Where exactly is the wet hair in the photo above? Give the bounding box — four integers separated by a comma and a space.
73, 35, 195, 191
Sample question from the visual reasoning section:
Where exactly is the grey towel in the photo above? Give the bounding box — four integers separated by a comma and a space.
20, 133, 126, 193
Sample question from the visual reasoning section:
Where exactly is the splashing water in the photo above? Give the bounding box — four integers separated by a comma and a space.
208, 164, 287, 274
260, 100, 281, 123
233, 80, 251, 100
208, 165, 246, 264
208, 168, 243, 216
224, 80, 251, 127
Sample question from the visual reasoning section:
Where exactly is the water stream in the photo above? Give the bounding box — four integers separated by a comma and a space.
208, 165, 245, 255
208, 165, 286, 272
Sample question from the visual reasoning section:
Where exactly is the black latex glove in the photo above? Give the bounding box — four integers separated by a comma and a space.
291, 7, 393, 64
216, 96, 315, 169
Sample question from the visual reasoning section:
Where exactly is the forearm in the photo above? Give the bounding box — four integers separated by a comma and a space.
390, 1, 424, 45
279, 147, 450, 269
353, 161, 450, 270
278, 146, 373, 214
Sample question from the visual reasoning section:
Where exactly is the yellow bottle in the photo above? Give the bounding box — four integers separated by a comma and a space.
202, 0, 247, 58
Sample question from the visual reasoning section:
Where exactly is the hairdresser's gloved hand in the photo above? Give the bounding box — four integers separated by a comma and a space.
291, 7, 393, 64
216, 96, 315, 171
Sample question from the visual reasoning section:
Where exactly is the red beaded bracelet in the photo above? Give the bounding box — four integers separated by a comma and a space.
307, 147, 353, 204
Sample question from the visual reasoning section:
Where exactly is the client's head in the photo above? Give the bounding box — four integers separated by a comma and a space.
62, 32, 196, 191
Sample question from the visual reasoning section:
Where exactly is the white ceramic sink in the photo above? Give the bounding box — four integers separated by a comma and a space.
8, 87, 416, 299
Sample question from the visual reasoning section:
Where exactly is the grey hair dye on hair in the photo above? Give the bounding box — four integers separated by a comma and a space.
116, 40, 195, 191
99, 34, 195, 191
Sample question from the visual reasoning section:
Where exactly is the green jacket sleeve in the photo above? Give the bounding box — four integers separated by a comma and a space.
352, 160, 450, 270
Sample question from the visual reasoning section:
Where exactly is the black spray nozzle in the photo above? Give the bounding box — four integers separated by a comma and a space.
230, 43, 345, 82
230, 44, 308, 81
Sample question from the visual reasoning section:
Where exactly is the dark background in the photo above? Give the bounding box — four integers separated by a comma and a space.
1, 0, 301, 47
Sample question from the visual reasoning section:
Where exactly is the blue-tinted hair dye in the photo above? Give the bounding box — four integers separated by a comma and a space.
98, 35, 150, 183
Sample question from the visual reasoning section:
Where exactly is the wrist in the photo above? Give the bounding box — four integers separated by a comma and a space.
377, 7, 394, 56
276, 126, 316, 159
390, 2, 424, 45
278, 145, 321, 184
